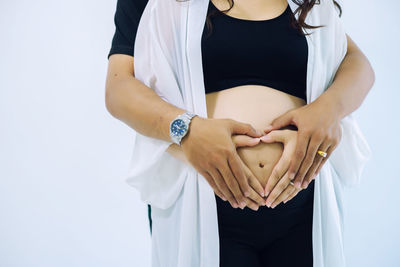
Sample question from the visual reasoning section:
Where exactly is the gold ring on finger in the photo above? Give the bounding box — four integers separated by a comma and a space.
317, 150, 327, 158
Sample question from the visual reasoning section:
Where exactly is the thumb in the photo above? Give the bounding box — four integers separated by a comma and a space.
260, 130, 286, 143
232, 135, 261, 148
263, 111, 294, 134
230, 120, 263, 137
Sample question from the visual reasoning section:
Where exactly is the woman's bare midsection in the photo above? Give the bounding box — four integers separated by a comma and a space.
206, 85, 306, 187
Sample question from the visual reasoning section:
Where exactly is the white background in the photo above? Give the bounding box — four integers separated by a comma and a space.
0, 0, 399, 266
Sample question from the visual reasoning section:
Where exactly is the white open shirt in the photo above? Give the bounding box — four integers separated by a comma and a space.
126, 0, 372, 266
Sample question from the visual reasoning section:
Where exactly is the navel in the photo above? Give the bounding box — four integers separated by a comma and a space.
259, 162, 264, 168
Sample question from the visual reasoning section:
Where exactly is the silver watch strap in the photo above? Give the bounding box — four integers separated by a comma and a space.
170, 111, 198, 145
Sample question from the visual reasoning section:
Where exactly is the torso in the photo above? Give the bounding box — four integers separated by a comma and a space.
167, 0, 314, 208
204, 0, 309, 195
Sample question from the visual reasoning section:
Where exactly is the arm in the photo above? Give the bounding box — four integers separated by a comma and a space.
313, 34, 375, 120
105, 54, 187, 142
263, 34, 375, 190
105, 54, 264, 209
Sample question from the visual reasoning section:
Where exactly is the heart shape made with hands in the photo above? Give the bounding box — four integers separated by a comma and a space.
232, 130, 300, 209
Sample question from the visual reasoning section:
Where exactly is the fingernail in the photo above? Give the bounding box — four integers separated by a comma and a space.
260, 135, 271, 142
244, 191, 250, 197
289, 172, 296, 180
283, 200, 287, 204
260, 191, 265, 197
295, 181, 302, 188
265, 125, 273, 131
271, 203, 277, 209
302, 182, 308, 189
266, 201, 271, 207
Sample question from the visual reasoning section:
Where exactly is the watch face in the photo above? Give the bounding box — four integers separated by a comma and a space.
170, 119, 187, 137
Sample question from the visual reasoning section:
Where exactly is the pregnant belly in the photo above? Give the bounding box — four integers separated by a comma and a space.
206, 85, 306, 188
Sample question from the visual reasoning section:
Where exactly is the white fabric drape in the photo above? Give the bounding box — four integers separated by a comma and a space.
128, 0, 372, 266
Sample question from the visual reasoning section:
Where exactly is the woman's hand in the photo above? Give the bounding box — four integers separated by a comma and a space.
262, 100, 342, 189
259, 129, 299, 208
231, 134, 267, 211
181, 117, 265, 210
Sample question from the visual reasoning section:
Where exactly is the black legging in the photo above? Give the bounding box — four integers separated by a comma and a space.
217, 180, 314, 267
147, 180, 314, 267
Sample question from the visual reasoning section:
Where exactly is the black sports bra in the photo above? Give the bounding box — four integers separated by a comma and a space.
201, 1, 308, 101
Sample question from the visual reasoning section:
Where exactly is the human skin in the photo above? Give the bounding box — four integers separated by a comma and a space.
209, 0, 374, 203
262, 33, 375, 204
166, 85, 304, 210
105, 54, 266, 209
169, 33, 375, 210
105, 0, 375, 210
169, 0, 375, 209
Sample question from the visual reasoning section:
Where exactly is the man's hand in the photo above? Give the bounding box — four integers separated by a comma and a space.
181, 116, 265, 209
263, 100, 342, 190
260, 34, 375, 190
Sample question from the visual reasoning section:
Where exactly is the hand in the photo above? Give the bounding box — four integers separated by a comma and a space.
231, 134, 267, 211
181, 116, 265, 209
283, 187, 302, 204
262, 100, 342, 189
259, 129, 299, 208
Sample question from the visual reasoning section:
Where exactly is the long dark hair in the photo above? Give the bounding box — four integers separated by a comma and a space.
178, 0, 342, 36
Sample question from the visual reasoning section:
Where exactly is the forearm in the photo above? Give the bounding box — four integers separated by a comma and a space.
106, 67, 186, 143
314, 35, 375, 119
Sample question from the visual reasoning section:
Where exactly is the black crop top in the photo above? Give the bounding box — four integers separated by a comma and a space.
108, 0, 308, 101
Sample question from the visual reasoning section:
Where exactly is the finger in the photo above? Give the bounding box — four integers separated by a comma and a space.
232, 135, 261, 148
229, 151, 252, 198
240, 159, 265, 197
313, 144, 336, 179
203, 170, 226, 201
271, 183, 296, 208
302, 142, 331, 188
236, 158, 265, 210
230, 120, 264, 137
312, 124, 341, 177
243, 195, 262, 211
218, 163, 246, 209
248, 181, 266, 206
264, 142, 292, 196
283, 187, 302, 203
207, 167, 238, 208
294, 132, 324, 189
265, 171, 291, 207
259, 129, 286, 143
263, 111, 294, 134
248, 175, 265, 200
288, 130, 311, 189
218, 154, 247, 209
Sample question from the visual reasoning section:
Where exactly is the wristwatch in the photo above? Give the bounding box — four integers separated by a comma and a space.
169, 111, 198, 146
